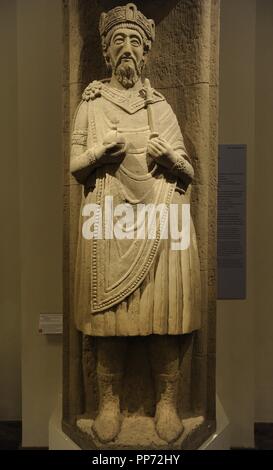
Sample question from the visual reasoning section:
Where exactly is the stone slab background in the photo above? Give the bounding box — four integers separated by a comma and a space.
63, 0, 219, 449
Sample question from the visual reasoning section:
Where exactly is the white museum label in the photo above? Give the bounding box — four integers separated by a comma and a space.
39, 313, 63, 335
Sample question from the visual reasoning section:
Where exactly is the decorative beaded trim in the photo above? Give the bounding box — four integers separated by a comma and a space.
171, 157, 194, 180
82, 80, 165, 114
71, 130, 87, 146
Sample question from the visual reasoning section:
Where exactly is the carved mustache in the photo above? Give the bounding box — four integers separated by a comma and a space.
116, 54, 138, 70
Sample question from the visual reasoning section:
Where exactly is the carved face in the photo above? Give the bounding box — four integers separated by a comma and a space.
106, 28, 146, 88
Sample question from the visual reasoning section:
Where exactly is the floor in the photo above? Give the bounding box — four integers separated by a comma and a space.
0, 422, 272, 450
254, 423, 273, 450
0, 422, 21, 450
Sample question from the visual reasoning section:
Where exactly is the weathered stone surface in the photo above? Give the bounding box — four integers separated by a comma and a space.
63, 0, 219, 449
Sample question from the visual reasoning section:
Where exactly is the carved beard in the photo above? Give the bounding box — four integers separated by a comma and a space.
114, 58, 143, 89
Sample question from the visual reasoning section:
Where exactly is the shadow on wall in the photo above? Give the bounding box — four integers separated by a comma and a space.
77, 0, 181, 85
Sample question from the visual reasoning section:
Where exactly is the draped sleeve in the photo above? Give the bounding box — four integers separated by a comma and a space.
70, 100, 98, 185
156, 101, 194, 191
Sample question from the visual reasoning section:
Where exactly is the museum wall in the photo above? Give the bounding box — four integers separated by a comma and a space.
254, 0, 273, 424
0, 0, 272, 449
217, 0, 256, 448
0, 0, 21, 422
217, 0, 273, 447
16, 0, 63, 447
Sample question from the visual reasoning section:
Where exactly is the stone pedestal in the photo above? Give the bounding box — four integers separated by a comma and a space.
50, 395, 230, 450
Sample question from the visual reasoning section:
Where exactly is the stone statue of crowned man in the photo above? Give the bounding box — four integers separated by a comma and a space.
70, 3, 201, 445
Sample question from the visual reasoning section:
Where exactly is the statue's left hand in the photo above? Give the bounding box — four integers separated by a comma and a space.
147, 135, 177, 169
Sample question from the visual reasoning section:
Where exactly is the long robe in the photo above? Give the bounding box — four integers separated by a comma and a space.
71, 82, 201, 336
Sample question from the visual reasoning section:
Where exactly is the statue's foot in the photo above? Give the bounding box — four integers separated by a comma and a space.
155, 404, 184, 443
92, 408, 121, 443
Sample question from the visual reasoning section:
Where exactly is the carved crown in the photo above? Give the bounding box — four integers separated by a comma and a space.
99, 3, 155, 43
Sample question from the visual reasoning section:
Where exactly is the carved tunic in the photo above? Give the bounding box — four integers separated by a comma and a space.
71, 82, 201, 336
